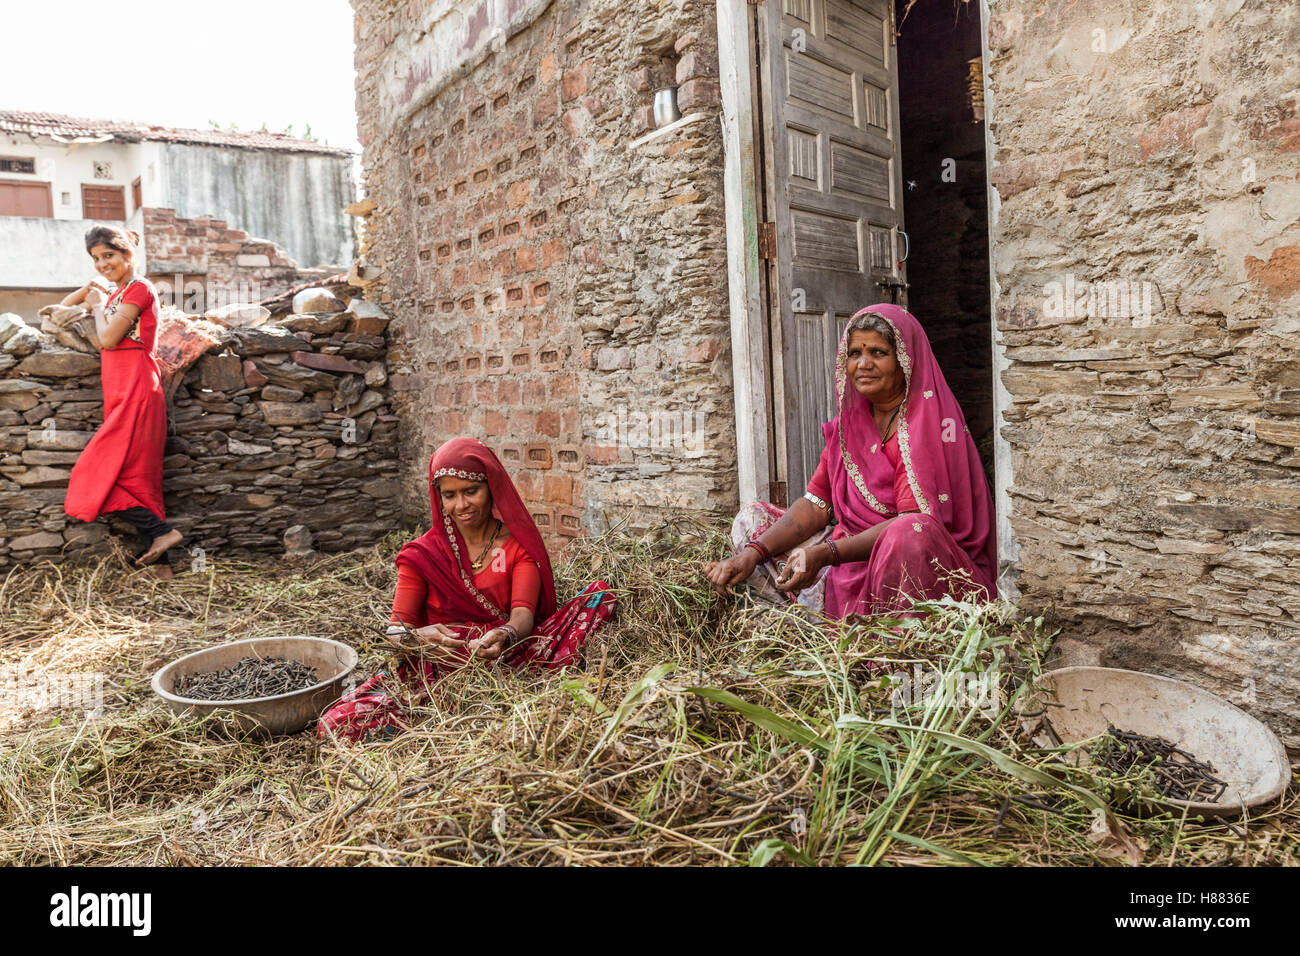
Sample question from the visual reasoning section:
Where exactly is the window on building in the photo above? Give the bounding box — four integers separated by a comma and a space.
132, 177, 142, 212
93, 161, 113, 180
81, 184, 126, 221
0, 180, 53, 217
0, 157, 36, 175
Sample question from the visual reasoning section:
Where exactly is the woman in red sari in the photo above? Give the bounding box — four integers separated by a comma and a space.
62, 225, 182, 575
705, 304, 996, 618
318, 437, 617, 742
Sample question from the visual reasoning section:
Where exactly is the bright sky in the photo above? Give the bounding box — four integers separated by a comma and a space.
3, 0, 360, 154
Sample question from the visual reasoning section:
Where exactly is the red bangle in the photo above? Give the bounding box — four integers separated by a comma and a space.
826, 539, 842, 567
744, 539, 770, 563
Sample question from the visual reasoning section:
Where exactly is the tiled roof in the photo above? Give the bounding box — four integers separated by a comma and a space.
0, 109, 354, 157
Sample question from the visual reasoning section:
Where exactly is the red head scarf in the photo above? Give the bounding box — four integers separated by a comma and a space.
822, 304, 997, 602
396, 437, 557, 623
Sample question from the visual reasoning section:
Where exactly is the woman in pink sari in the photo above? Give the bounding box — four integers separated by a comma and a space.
705, 304, 996, 618
319, 437, 616, 742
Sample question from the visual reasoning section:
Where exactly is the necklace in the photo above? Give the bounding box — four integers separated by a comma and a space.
876, 401, 904, 442
470, 519, 502, 571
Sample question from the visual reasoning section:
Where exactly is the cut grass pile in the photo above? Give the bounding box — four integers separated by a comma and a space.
0, 517, 1295, 866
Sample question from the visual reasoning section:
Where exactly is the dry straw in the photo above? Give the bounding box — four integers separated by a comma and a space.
0, 517, 1295, 866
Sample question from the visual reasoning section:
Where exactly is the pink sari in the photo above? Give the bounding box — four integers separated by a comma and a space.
822, 304, 997, 617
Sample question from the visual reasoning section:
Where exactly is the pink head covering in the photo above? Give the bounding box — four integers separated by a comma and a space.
821, 304, 997, 601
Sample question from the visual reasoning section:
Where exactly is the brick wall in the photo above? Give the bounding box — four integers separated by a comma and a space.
987, 0, 1300, 743
143, 207, 333, 314
353, 0, 737, 551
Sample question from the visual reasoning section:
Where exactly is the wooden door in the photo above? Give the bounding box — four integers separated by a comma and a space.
81, 184, 126, 221
0, 179, 53, 217
757, 0, 906, 498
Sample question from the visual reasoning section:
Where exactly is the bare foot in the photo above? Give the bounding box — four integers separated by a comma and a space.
151, 563, 175, 580
137, 528, 183, 566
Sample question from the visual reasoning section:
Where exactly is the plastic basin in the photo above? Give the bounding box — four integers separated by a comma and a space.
1020, 666, 1289, 816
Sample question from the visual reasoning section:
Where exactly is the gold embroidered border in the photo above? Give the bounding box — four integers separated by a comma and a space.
835, 314, 894, 518
106, 280, 146, 345
878, 315, 932, 517
442, 512, 506, 618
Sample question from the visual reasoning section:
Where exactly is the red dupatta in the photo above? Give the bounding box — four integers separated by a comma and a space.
395, 437, 557, 625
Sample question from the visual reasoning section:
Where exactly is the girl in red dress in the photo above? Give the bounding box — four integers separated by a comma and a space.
62, 225, 182, 574
318, 437, 617, 743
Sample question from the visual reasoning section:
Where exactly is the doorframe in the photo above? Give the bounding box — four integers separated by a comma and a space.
718, 0, 912, 508
717, 0, 773, 506
719, 0, 1017, 594
977, 0, 1020, 597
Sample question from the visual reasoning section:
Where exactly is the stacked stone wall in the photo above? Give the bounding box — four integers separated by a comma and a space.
986, 0, 1300, 743
0, 301, 401, 567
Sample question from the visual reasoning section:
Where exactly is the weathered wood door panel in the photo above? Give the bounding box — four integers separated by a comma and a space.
81, 184, 126, 221
758, 0, 906, 497
0, 179, 53, 217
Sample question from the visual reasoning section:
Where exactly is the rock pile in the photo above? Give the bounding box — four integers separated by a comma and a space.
0, 294, 403, 568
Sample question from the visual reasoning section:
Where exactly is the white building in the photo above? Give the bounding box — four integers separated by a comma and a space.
0, 110, 356, 318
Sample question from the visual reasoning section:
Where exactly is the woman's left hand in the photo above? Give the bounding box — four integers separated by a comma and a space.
466, 627, 511, 660
773, 545, 826, 593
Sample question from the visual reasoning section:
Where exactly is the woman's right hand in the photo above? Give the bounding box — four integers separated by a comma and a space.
416, 623, 465, 647
704, 548, 760, 597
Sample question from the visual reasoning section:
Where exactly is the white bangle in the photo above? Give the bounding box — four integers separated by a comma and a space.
804, 491, 831, 513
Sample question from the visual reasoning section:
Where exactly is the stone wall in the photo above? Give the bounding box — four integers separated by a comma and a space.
0, 299, 402, 567
353, 0, 737, 548
985, 0, 1300, 744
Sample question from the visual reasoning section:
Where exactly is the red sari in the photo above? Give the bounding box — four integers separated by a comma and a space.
318, 437, 617, 742
64, 279, 167, 521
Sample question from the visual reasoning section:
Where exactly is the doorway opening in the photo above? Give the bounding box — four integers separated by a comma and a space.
722, 0, 997, 504
894, 0, 995, 481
